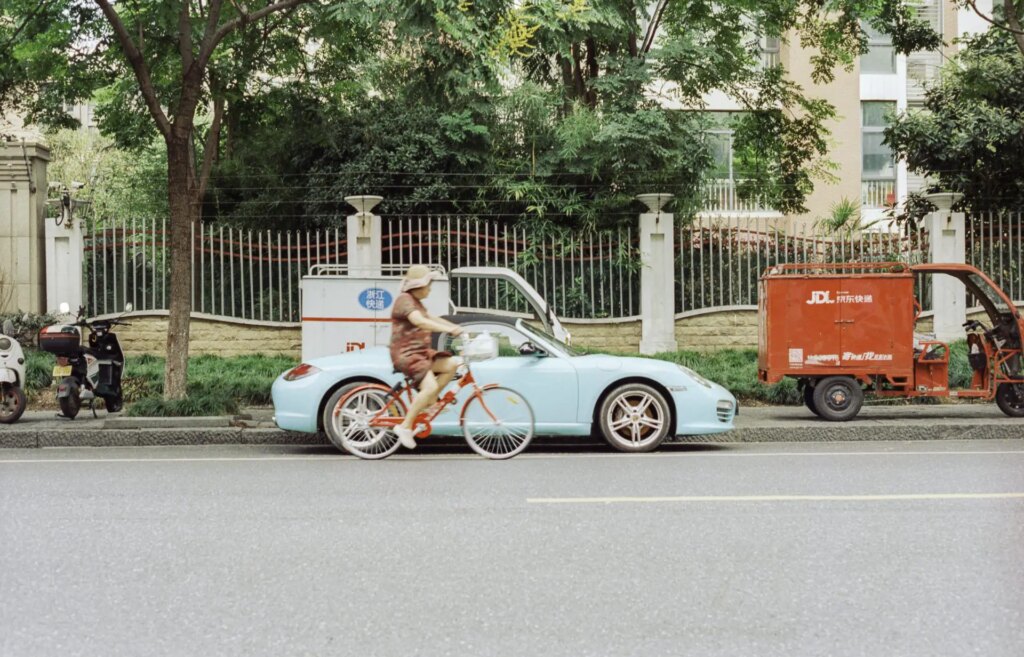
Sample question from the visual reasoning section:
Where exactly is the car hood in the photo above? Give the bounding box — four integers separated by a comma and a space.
305, 347, 391, 371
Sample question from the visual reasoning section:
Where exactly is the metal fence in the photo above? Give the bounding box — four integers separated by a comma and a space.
676, 216, 932, 314
967, 212, 1024, 305
85, 212, 1024, 323
381, 216, 640, 319
84, 217, 348, 322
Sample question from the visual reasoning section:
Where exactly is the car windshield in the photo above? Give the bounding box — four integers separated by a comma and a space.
967, 274, 1012, 314
522, 321, 582, 357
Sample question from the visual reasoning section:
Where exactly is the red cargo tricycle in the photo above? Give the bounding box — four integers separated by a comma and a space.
757, 262, 1024, 421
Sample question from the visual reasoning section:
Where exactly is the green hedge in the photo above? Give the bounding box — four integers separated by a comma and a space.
19, 342, 974, 415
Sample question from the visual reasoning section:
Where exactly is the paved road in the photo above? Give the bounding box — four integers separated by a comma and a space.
2, 441, 1023, 657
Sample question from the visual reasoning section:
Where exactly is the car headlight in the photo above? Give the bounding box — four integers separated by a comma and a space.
677, 364, 713, 389
283, 363, 321, 381
0, 337, 10, 351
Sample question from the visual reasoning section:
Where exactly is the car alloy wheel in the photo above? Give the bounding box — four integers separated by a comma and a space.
599, 383, 671, 453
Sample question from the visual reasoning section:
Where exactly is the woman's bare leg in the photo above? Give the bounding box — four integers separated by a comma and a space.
400, 371, 439, 431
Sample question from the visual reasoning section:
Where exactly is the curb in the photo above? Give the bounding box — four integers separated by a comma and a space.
2, 423, 1022, 448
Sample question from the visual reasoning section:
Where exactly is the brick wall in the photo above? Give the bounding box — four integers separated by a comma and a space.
118, 317, 301, 358
116, 304, 1023, 358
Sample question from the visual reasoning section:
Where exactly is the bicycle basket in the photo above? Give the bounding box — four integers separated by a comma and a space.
462, 332, 498, 362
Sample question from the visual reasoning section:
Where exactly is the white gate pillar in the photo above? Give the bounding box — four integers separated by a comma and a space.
345, 195, 383, 276
924, 192, 966, 342
0, 139, 50, 313
637, 193, 678, 355
44, 200, 84, 312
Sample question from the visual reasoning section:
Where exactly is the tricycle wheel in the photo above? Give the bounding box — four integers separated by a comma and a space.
812, 376, 863, 422
0, 383, 26, 424
802, 383, 821, 417
995, 383, 1024, 418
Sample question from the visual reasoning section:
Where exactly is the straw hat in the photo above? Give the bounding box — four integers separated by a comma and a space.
400, 264, 439, 292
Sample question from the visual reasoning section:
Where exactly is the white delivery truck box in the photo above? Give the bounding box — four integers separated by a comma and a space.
300, 265, 450, 361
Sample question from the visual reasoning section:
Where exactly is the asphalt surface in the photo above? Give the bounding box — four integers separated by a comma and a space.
3, 403, 1024, 447
2, 440, 1023, 657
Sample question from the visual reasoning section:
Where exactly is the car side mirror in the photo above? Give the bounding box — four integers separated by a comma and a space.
2, 320, 13, 336
518, 341, 546, 357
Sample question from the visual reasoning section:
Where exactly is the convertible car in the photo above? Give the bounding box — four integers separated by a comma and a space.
272, 316, 737, 453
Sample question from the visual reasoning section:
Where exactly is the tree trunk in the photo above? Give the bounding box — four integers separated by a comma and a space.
164, 136, 199, 400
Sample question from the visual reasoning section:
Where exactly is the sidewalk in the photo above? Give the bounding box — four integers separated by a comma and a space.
2, 404, 1022, 448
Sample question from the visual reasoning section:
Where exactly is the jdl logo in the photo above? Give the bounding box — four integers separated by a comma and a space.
346, 342, 365, 352
807, 291, 834, 305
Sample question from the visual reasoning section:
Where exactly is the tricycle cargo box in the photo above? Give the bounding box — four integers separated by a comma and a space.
758, 264, 916, 383
38, 325, 82, 354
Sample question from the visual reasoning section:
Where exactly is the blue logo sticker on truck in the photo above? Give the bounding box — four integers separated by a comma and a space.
359, 288, 393, 311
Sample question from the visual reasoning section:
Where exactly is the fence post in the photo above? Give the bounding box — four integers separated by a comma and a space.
637, 194, 678, 355
924, 192, 966, 342
344, 195, 383, 276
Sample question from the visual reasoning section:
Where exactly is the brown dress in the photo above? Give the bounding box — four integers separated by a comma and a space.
389, 292, 448, 384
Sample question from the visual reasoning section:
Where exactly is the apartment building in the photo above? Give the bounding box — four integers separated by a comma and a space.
656, 0, 993, 225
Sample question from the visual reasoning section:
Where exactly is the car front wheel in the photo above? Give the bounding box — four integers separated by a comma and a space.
598, 383, 672, 453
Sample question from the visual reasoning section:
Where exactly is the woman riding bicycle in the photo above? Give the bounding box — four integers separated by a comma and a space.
390, 265, 465, 449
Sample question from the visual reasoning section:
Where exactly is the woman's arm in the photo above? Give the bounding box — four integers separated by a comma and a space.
407, 310, 464, 336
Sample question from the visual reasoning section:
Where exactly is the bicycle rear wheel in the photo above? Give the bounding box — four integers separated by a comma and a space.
460, 386, 535, 459
336, 385, 406, 460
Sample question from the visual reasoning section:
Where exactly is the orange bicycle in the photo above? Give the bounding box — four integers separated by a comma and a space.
331, 345, 535, 460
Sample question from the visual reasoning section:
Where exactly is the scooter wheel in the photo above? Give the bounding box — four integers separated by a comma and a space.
59, 378, 81, 420
0, 384, 26, 424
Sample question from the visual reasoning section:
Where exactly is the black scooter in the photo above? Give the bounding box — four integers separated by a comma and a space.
38, 303, 132, 419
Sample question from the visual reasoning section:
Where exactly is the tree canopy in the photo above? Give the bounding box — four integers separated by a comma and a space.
886, 27, 1024, 214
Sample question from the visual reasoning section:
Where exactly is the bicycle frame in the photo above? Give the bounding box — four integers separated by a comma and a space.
366, 360, 501, 439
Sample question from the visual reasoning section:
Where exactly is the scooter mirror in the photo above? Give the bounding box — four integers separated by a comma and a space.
1, 320, 13, 336
124, 303, 133, 313
59, 302, 70, 314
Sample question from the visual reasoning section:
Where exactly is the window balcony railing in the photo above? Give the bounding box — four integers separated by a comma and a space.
861, 179, 896, 208
703, 179, 775, 214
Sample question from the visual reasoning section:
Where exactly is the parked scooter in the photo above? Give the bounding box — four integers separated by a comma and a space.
0, 319, 27, 424
38, 303, 132, 419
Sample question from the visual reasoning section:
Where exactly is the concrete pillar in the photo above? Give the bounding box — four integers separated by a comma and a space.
344, 195, 383, 276
924, 193, 966, 342
0, 139, 50, 313
44, 204, 84, 313
637, 193, 678, 355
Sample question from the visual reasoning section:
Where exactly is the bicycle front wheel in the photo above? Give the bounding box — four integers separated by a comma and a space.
460, 386, 535, 459
336, 385, 405, 460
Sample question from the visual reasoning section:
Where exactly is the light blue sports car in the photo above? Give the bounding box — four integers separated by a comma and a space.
272, 316, 737, 452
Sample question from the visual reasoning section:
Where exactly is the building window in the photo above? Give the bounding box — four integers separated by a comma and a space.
760, 35, 781, 68
862, 101, 896, 207
861, 22, 895, 74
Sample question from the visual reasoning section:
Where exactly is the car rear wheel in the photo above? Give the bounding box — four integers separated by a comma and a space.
995, 383, 1024, 418
598, 383, 671, 453
812, 376, 863, 422
322, 382, 375, 452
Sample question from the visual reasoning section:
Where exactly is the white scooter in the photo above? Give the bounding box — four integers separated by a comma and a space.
0, 319, 27, 424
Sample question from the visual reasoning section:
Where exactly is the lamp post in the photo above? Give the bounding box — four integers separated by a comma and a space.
344, 195, 384, 276
922, 191, 965, 342
636, 193, 678, 355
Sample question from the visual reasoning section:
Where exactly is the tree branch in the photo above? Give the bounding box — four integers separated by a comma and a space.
964, 0, 1024, 35
1004, 0, 1024, 54
1, 0, 53, 49
179, 0, 194, 73
93, 0, 172, 137
202, 0, 313, 66
194, 0, 225, 75
197, 91, 225, 200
